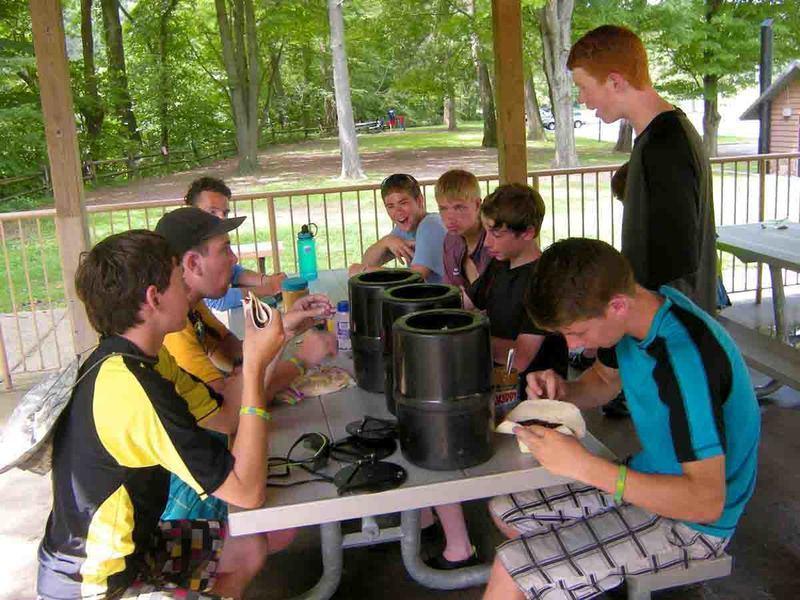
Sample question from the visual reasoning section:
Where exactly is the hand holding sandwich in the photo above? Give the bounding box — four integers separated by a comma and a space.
513, 423, 590, 480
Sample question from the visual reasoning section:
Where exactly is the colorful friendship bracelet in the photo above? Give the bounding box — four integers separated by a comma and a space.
239, 406, 272, 422
614, 463, 628, 505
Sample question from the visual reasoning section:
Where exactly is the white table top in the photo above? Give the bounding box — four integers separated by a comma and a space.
716, 222, 800, 272
228, 376, 615, 536
228, 268, 615, 537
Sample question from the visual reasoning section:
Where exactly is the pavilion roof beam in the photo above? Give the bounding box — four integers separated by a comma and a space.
29, 0, 95, 354
491, 0, 527, 185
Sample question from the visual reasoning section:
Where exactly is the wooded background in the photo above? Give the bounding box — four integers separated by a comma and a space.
2, 0, 800, 206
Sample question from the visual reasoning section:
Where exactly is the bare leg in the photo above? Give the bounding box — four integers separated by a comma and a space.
490, 508, 522, 540
483, 556, 525, 600
266, 528, 297, 555
420, 506, 436, 529
434, 503, 474, 561
213, 533, 269, 599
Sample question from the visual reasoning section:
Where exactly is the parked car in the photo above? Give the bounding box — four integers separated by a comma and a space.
539, 107, 583, 130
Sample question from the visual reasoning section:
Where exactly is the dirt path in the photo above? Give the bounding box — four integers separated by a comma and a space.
84, 128, 504, 206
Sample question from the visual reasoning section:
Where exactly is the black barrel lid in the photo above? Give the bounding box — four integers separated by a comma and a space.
345, 416, 398, 442
334, 461, 407, 495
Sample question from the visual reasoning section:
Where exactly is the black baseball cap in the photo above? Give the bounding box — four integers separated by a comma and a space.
155, 207, 246, 257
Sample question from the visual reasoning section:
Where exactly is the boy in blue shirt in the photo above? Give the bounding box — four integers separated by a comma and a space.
185, 176, 286, 310
348, 173, 446, 282
484, 238, 760, 600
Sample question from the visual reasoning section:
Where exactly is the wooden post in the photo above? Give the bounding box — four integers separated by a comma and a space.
29, 0, 96, 355
491, 0, 527, 185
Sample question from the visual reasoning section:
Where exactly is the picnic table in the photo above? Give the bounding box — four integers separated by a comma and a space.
716, 221, 800, 394
228, 269, 616, 599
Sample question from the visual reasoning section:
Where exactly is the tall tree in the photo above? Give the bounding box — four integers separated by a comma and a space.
646, 0, 764, 157
539, 0, 578, 167
327, 0, 364, 179
156, 0, 180, 155
214, 0, 261, 173
443, 95, 457, 130
525, 74, 545, 141
79, 0, 104, 160
99, 0, 142, 156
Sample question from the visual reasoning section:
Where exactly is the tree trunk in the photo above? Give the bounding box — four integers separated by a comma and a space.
157, 0, 179, 158
479, 63, 497, 147
327, 0, 364, 179
215, 0, 261, 173
99, 0, 141, 155
614, 119, 633, 152
702, 74, 720, 157
443, 96, 457, 130
539, 0, 577, 168
79, 0, 104, 160
702, 0, 723, 158
524, 75, 545, 141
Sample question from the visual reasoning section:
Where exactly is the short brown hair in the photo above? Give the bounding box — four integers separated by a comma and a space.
381, 173, 422, 201
567, 25, 651, 90
526, 238, 636, 330
435, 170, 481, 203
184, 176, 231, 206
481, 183, 545, 235
75, 230, 177, 337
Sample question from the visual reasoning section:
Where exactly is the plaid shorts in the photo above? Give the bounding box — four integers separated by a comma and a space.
490, 484, 729, 600
119, 520, 226, 600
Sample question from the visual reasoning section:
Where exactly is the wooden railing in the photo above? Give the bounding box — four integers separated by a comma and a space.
0, 152, 798, 387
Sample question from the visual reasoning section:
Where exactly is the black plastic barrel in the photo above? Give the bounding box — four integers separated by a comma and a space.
381, 284, 462, 415
349, 269, 422, 392
393, 309, 494, 470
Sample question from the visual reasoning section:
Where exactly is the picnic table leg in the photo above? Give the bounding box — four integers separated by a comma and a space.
400, 509, 490, 590
754, 264, 788, 399
292, 521, 343, 600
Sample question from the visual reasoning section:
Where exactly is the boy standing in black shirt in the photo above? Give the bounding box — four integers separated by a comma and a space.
567, 25, 717, 314
468, 184, 568, 382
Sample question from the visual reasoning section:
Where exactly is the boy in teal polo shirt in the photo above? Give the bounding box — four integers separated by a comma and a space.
483, 238, 759, 600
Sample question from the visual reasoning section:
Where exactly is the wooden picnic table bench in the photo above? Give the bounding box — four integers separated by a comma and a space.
718, 314, 800, 394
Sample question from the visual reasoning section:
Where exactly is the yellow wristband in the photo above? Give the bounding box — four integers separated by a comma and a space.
614, 464, 628, 505
288, 356, 306, 376
239, 406, 272, 421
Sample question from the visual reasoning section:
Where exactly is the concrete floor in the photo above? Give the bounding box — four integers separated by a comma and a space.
1, 294, 798, 600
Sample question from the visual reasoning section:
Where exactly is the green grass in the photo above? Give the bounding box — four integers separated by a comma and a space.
0, 125, 792, 313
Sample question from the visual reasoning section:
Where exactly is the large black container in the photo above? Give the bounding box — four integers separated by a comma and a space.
381, 284, 462, 415
393, 309, 494, 470
349, 269, 422, 392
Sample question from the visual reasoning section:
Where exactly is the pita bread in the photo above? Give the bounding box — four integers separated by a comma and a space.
275, 366, 355, 404
496, 400, 587, 454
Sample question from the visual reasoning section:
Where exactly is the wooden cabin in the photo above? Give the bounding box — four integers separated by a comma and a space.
741, 60, 800, 175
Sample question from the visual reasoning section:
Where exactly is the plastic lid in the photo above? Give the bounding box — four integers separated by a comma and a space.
337, 300, 349, 312
281, 276, 309, 292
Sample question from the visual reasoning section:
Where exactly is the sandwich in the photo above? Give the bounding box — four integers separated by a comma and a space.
496, 400, 587, 454
244, 291, 273, 329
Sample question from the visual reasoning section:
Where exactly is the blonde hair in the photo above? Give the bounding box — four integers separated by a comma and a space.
435, 169, 481, 203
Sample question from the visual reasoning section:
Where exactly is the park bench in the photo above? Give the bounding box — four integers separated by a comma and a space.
717, 314, 800, 393
232, 240, 285, 274
625, 553, 732, 599
355, 120, 385, 134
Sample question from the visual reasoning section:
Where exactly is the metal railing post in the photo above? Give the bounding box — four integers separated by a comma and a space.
0, 320, 12, 390
756, 156, 767, 304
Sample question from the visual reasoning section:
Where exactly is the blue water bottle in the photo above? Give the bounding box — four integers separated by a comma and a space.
297, 223, 318, 281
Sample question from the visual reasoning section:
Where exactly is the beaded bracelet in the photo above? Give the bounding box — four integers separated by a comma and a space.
239, 406, 272, 422
614, 464, 628, 505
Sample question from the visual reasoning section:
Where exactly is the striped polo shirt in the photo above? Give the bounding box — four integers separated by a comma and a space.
598, 286, 760, 538
37, 336, 233, 599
